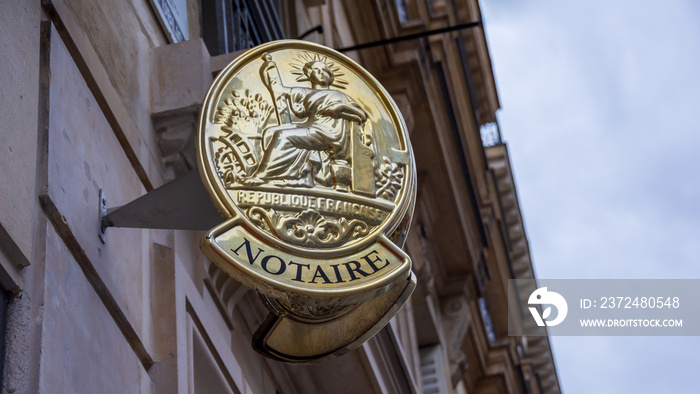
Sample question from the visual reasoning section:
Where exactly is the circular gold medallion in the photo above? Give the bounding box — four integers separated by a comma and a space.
197, 40, 418, 362
198, 40, 415, 258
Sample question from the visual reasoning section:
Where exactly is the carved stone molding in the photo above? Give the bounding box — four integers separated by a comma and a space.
440, 293, 471, 381
153, 107, 198, 182
203, 259, 250, 330
151, 39, 213, 181
485, 144, 561, 393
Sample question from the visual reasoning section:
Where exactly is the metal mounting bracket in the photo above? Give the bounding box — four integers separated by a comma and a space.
99, 171, 223, 241
99, 189, 108, 244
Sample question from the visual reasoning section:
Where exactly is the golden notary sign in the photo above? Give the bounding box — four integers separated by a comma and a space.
197, 40, 416, 363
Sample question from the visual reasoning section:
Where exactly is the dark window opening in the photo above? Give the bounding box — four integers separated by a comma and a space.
0, 289, 8, 387
200, 0, 286, 56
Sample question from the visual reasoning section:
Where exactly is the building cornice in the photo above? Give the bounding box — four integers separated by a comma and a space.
486, 143, 562, 393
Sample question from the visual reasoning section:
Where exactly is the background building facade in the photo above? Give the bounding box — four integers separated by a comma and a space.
0, 0, 560, 392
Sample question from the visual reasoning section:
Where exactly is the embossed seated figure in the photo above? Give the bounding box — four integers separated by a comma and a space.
242, 57, 370, 190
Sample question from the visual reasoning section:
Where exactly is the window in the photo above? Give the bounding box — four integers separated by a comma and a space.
201, 0, 286, 56
395, 0, 410, 22
478, 297, 496, 343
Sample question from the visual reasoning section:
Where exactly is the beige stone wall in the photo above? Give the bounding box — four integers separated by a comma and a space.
0, 0, 43, 289
41, 227, 150, 393
0, 0, 171, 391
46, 24, 149, 342
61, 0, 167, 165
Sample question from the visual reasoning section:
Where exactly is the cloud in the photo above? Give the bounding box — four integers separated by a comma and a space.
481, 0, 700, 392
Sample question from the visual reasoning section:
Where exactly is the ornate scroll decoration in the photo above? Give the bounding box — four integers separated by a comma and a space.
248, 207, 369, 248
375, 156, 405, 201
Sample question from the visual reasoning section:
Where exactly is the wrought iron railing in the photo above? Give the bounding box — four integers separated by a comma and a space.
201, 0, 285, 56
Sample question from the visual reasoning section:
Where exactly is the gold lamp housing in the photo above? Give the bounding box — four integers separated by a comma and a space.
197, 40, 416, 363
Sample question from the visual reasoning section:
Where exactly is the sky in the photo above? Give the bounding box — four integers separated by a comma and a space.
480, 0, 700, 393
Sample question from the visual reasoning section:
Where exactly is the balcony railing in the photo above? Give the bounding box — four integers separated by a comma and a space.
201, 0, 285, 56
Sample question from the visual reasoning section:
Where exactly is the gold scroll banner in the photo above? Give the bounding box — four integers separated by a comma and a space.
201, 218, 412, 306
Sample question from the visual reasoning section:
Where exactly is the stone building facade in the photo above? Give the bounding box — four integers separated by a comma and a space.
0, 0, 560, 392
